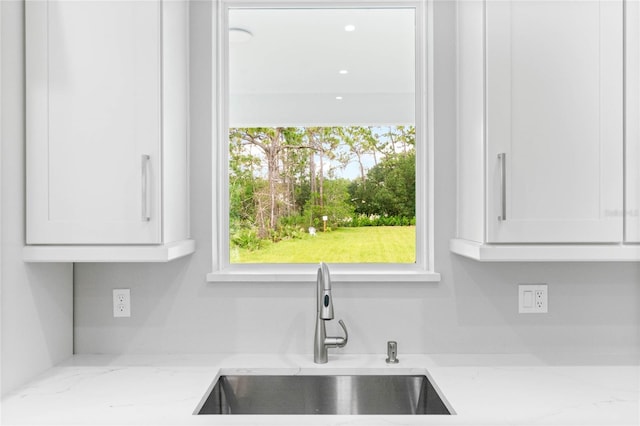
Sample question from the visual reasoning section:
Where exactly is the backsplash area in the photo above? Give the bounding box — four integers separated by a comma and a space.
72, 0, 639, 359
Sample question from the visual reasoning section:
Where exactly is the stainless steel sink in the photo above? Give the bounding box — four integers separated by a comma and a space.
196, 373, 452, 415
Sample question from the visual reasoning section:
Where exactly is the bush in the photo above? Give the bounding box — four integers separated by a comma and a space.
231, 227, 263, 251
271, 224, 306, 242
344, 214, 415, 227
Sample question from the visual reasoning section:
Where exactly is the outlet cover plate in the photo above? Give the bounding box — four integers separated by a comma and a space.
518, 284, 547, 314
113, 289, 131, 318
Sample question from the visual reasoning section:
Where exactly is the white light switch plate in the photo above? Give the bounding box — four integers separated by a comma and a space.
519, 284, 547, 313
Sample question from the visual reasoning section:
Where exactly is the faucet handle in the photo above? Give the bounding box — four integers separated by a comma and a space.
325, 319, 348, 348
337, 319, 348, 346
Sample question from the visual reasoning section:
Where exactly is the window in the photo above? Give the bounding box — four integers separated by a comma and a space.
209, 0, 438, 282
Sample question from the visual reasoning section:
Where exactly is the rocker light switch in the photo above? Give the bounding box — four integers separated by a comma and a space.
519, 284, 548, 314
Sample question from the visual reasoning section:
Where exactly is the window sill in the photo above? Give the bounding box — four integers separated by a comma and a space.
207, 264, 441, 283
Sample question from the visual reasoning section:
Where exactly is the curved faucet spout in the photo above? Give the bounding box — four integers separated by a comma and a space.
317, 262, 334, 320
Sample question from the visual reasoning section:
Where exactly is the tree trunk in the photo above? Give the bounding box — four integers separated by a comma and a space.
319, 147, 324, 209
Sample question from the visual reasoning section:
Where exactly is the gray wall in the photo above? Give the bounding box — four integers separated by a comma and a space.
1, 1, 73, 396
74, 0, 640, 360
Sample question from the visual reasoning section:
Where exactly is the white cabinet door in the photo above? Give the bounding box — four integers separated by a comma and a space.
486, 0, 623, 243
626, 0, 640, 243
26, 0, 162, 244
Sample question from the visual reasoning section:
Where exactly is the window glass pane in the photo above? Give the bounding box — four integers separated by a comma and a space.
228, 8, 416, 264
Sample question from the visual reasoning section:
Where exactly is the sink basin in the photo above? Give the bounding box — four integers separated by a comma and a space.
196, 373, 452, 415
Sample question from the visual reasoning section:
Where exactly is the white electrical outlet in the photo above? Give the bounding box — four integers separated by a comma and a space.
518, 284, 548, 313
113, 289, 131, 318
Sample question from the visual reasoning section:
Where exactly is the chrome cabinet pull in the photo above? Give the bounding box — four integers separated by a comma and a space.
141, 155, 151, 222
498, 153, 506, 221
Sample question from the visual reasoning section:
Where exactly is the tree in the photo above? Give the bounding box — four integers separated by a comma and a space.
230, 128, 291, 236
305, 127, 340, 223
304, 178, 354, 229
230, 127, 314, 236
338, 126, 377, 181
350, 151, 416, 218
229, 132, 261, 229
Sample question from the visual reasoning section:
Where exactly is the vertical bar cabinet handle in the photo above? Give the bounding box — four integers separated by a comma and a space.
498, 153, 506, 221
141, 155, 151, 222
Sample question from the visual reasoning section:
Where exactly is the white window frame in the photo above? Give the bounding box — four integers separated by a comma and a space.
207, 0, 440, 282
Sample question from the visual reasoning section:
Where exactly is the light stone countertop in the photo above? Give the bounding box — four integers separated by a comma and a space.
1, 353, 638, 425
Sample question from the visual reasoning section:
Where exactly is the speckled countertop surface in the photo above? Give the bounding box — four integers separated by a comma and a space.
2, 353, 638, 425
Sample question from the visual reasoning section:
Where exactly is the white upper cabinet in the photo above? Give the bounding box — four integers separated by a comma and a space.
485, 0, 623, 243
626, 0, 640, 243
452, 0, 639, 261
24, 0, 193, 261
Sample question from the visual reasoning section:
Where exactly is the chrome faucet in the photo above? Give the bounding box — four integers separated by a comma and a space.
314, 262, 348, 363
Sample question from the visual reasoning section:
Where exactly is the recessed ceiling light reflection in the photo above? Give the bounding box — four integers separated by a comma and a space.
344, 24, 356, 32
336, 96, 344, 100
339, 70, 349, 75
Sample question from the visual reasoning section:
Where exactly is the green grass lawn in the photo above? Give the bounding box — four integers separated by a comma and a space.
231, 226, 416, 263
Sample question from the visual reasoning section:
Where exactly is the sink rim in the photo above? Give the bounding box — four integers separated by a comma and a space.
193, 367, 455, 416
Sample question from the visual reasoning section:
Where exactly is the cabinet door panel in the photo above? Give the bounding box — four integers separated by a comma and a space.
486, 0, 623, 243
626, 0, 640, 243
26, 0, 162, 244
